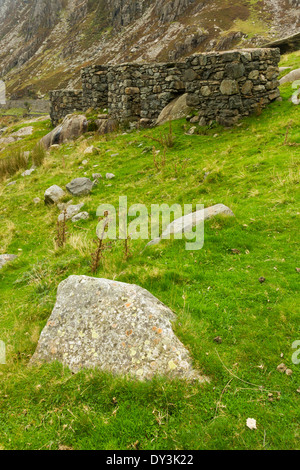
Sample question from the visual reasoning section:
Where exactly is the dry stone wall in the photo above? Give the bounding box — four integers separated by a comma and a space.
81, 65, 109, 110
0, 99, 50, 113
50, 48, 280, 127
50, 90, 83, 126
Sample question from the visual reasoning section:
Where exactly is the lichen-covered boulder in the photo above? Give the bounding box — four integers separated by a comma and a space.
30, 276, 207, 382
40, 114, 88, 149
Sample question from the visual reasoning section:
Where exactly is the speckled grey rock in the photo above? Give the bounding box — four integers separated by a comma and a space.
66, 177, 93, 196
0, 254, 17, 269
30, 276, 208, 382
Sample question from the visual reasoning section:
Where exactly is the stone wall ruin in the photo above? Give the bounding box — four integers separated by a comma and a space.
50, 48, 281, 127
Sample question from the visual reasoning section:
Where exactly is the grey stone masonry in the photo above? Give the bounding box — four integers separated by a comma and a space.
81, 65, 109, 111
50, 48, 281, 127
50, 90, 83, 126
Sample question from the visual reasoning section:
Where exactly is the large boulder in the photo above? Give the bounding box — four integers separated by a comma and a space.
66, 177, 93, 196
40, 114, 88, 149
11, 126, 34, 138
156, 93, 193, 126
279, 68, 300, 85
0, 254, 17, 269
148, 204, 234, 246
95, 118, 118, 135
30, 276, 208, 382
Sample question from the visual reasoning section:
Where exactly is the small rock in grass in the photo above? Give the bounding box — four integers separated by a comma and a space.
277, 363, 287, 373
58, 203, 84, 222
246, 418, 257, 430
259, 276, 266, 283
106, 173, 115, 180
22, 168, 35, 177
33, 197, 41, 204
57, 200, 73, 211
213, 336, 222, 344
44, 185, 65, 205
185, 126, 197, 135
285, 369, 293, 376
84, 146, 98, 155
92, 173, 102, 180
0, 254, 18, 269
71, 212, 89, 223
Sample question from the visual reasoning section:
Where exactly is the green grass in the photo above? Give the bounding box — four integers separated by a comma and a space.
279, 50, 300, 71
0, 108, 25, 117
0, 118, 52, 164
0, 79, 299, 450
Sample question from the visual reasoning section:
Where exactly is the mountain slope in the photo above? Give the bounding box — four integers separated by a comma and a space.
0, 0, 299, 98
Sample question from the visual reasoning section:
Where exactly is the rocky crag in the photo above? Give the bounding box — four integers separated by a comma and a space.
0, 0, 299, 98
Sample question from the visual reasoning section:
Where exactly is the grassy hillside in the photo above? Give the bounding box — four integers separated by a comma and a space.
0, 75, 299, 449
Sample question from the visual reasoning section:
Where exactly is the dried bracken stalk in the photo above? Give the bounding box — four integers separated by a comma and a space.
124, 234, 131, 261
91, 212, 109, 273
56, 209, 67, 248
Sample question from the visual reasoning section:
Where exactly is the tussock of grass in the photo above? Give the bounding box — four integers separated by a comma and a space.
0, 149, 29, 179
32, 143, 47, 168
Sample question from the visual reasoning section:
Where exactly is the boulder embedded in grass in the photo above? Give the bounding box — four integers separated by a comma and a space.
44, 185, 65, 205
66, 177, 93, 196
30, 275, 209, 382
40, 115, 88, 149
